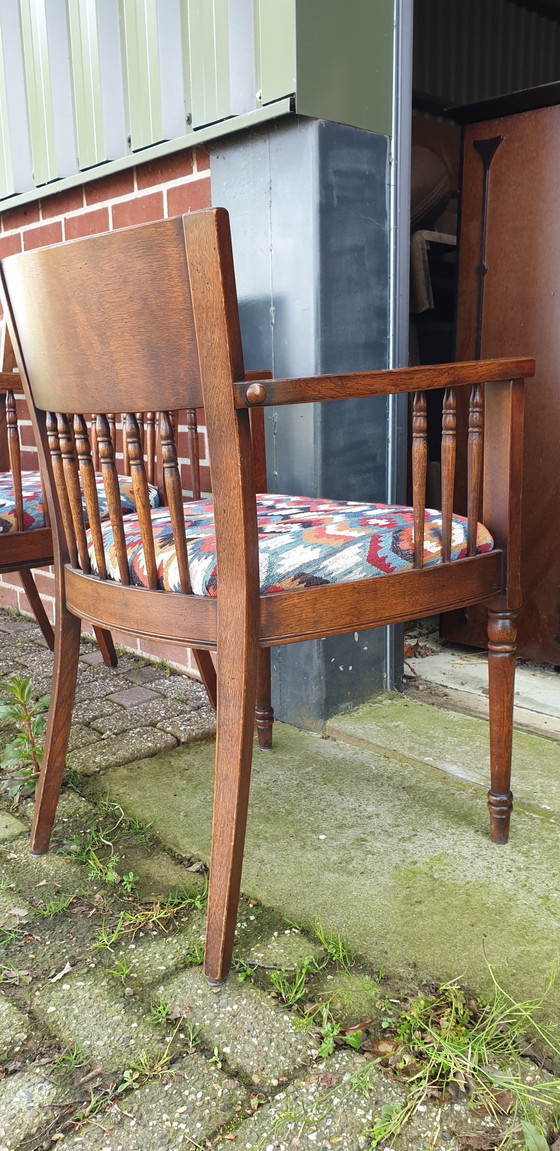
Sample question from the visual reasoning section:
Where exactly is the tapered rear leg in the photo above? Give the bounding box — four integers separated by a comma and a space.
93, 626, 118, 668
256, 647, 274, 750
30, 606, 81, 856
19, 569, 54, 651
204, 643, 258, 984
193, 649, 217, 710
487, 608, 517, 844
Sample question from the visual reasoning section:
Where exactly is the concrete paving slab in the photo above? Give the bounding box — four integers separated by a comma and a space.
213, 1050, 544, 1151
157, 710, 216, 743
406, 676, 560, 741
32, 966, 166, 1075
0, 1066, 66, 1150
237, 923, 324, 972
113, 844, 205, 902
0, 836, 106, 901
97, 723, 560, 1024
90, 696, 192, 737
0, 994, 31, 1060
161, 967, 313, 1087
326, 696, 560, 816
68, 723, 103, 751
67, 727, 177, 774
107, 685, 162, 708
149, 676, 209, 705
0, 812, 26, 842
213, 1052, 404, 1151
100, 914, 206, 987
58, 1054, 247, 1150
408, 649, 560, 719
72, 697, 123, 724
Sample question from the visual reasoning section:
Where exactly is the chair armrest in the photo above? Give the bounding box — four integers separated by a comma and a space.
234, 357, 535, 408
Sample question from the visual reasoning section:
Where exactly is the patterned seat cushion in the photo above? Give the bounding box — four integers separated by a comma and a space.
86, 494, 494, 597
0, 470, 161, 535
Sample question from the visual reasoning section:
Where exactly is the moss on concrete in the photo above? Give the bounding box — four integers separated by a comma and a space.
97, 722, 560, 1027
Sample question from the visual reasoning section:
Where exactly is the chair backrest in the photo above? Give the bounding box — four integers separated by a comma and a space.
0, 209, 258, 593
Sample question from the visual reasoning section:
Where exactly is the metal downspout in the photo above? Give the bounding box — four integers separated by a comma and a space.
386, 0, 414, 688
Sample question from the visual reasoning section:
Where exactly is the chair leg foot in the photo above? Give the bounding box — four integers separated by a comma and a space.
487, 791, 512, 844
30, 607, 81, 856
487, 608, 517, 846
256, 648, 274, 750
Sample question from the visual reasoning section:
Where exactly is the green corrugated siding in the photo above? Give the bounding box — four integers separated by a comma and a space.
186, 0, 230, 129
0, 22, 14, 197
0, 0, 397, 207
67, 0, 105, 168
19, 0, 57, 184
119, 0, 162, 149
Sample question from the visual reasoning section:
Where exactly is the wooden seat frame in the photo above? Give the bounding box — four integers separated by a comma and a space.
0, 209, 534, 984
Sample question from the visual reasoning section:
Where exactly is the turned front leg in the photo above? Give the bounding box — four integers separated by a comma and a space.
487, 608, 517, 844
256, 648, 274, 750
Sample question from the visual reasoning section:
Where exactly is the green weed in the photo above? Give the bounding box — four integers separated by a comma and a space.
93, 888, 206, 951
38, 894, 73, 917
0, 925, 18, 948
235, 958, 257, 983
56, 1044, 89, 1069
150, 998, 171, 1026
115, 1068, 140, 1094
368, 967, 560, 1151
120, 871, 139, 895
180, 1020, 200, 1053
117, 1021, 182, 1096
66, 807, 138, 892
269, 954, 324, 1006
107, 957, 134, 984
312, 919, 355, 970
0, 674, 49, 802
185, 939, 205, 966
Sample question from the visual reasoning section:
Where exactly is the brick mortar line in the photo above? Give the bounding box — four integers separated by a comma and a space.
0, 170, 211, 238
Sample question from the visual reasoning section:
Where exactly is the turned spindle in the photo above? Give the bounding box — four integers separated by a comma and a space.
412, 390, 428, 568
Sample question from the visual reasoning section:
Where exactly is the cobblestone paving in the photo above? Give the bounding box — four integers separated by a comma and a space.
0, 611, 555, 1150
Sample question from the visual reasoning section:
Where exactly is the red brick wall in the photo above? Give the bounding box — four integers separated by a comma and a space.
0, 146, 211, 677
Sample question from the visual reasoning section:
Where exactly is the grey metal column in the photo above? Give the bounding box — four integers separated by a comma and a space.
211, 117, 391, 728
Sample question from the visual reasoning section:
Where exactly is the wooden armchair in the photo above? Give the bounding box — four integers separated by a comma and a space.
0, 209, 534, 984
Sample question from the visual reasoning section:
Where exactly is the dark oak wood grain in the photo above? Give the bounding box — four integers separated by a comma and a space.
440, 387, 456, 563
235, 358, 533, 408
412, 391, 428, 568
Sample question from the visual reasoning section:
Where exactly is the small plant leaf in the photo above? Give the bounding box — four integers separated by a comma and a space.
520, 1121, 549, 1151
342, 1030, 363, 1049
